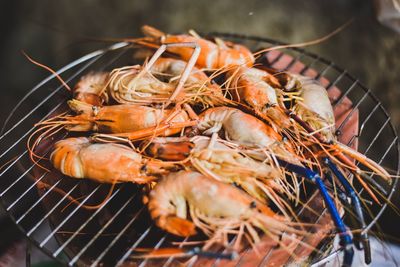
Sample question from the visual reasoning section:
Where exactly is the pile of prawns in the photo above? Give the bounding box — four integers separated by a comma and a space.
29, 25, 392, 266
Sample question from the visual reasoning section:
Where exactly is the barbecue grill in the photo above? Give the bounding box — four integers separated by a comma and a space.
0, 34, 398, 266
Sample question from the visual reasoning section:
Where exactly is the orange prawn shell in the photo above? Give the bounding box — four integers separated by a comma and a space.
227, 67, 291, 128
148, 171, 279, 237
51, 137, 155, 184
218, 41, 255, 69
163, 35, 219, 69
198, 107, 282, 146
66, 102, 189, 135
228, 67, 279, 107
163, 35, 254, 69
88, 105, 179, 133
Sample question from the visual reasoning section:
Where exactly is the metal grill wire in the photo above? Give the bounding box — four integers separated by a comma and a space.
0, 34, 398, 266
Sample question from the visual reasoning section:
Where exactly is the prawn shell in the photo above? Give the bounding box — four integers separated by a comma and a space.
198, 107, 282, 147
66, 102, 189, 135
148, 171, 279, 237
163, 35, 219, 69
227, 67, 291, 128
51, 137, 155, 184
293, 74, 335, 141
163, 35, 254, 69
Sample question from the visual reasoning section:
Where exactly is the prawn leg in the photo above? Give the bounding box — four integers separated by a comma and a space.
140, 42, 201, 106
324, 157, 371, 264
277, 159, 354, 267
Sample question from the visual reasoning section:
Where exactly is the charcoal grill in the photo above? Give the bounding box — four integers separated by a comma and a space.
0, 34, 398, 266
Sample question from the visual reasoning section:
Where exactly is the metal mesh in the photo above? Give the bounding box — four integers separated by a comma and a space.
0, 34, 398, 267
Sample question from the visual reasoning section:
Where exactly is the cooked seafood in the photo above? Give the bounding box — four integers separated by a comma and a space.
281, 73, 391, 182
62, 99, 190, 135
24, 26, 396, 266
144, 135, 298, 219
51, 137, 172, 183
197, 106, 282, 147
107, 58, 228, 107
195, 106, 302, 165
284, 74, 335, 141
108, 64, 175, 105
140, 25, 255, 69
148, 171, 302, 249
226, 66, 291, 128
150, 57, 229, 107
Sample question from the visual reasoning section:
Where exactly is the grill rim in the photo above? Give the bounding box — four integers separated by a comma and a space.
0, 33, 398, 266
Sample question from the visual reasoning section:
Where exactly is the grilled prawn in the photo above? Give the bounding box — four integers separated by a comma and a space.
194, 106, 302, 165
108, 65, 175, 105
148, 171, 303, 248
64, 100, 190, 135
150, 57, 229, 107
51, 137, 172, 183
283, 73, 390, 182
226, 66, 291, 128
140, 25, 255, 69
286, 74, 335, 141
108, 58, 228, 107
145, 136, 299, 218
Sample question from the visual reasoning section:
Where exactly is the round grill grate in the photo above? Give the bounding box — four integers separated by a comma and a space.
0, 34, 398, 266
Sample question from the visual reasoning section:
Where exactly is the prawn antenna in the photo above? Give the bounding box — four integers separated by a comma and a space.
22, 50, 72, 91
253, 18, 354, 57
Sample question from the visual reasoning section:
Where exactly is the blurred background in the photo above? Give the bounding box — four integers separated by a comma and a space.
0, 0, 399, 266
